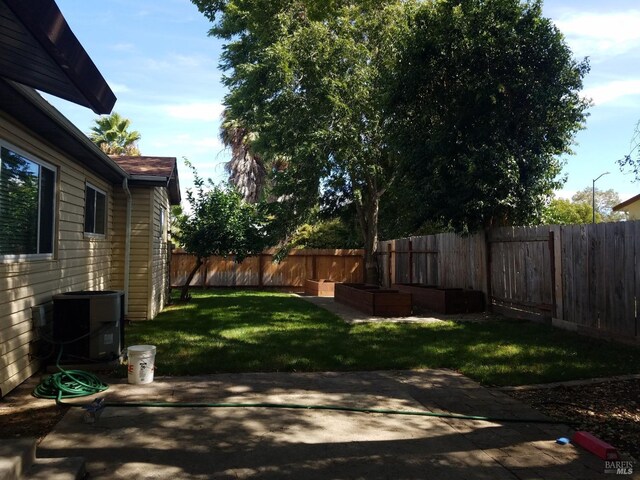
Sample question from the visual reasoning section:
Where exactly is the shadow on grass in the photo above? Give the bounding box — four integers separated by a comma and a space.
125, 290, 640, 386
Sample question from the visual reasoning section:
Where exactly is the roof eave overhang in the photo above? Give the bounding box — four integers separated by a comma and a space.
1, 0, 116, 114
612, 193, 640, 212
0, 79, 128, 183
129, 171, 182, 205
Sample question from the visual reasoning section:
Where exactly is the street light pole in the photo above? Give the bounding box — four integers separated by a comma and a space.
592, 171, 610, 223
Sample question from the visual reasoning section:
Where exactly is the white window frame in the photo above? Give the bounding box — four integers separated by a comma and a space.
84, 182, 107, 237
0, 140, 57, 261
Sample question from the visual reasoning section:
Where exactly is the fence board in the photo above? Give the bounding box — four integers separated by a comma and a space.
575, 224, 587, 326
561, 225, 574, 323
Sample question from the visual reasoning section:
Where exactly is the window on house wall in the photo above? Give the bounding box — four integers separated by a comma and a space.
0, 144, 56, 256
84, 183, 106, 235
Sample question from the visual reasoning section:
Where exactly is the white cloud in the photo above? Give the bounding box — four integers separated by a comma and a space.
554, 10, 640, 59
172, 54, 206, 68
142, 54, 214, 72
111, 43, 135, 52
582, 79, 640, 106
193, 137, 225, 150
109, 82, 130, 94
164, 102, 224, 121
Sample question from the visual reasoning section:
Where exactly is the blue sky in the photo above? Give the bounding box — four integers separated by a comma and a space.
46, 0, 640, 204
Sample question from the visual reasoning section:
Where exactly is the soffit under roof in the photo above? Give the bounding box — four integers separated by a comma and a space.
0, 0, 116, 114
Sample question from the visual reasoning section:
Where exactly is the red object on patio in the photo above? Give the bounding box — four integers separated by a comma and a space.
571, 431, 619, 460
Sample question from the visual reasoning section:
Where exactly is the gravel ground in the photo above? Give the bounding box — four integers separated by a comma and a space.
506, 378, 640, 461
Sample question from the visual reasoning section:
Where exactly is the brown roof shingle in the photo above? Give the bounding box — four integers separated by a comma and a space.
110, 155, 176, 177
110, 155, 181, 205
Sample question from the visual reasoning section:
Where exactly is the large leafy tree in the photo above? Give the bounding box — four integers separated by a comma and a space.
390, 0, 590, 232
193, 0, 415, 283
175, 161, 269, 300
90, 112, 141, 155
542, 198, 594, 225
193, 0, 588, 283
571, 187, 625, 222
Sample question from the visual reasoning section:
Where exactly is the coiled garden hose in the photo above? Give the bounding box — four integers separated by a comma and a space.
32, 349, 109, 400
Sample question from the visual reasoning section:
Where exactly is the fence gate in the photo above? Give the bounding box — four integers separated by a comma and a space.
487, 226, 556, 321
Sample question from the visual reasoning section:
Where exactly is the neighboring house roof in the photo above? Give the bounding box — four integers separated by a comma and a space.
0, 78, 128, 183
111, 156, 182, 205
0, 0, 116, 114
612, 193, 640, 212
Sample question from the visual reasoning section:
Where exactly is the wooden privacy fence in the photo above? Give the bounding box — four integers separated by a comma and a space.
171, 248, 364, 288
378, 222, 640, 344
378, 233, 487, 291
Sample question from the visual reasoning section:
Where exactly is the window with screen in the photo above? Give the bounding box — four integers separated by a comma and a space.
0, 144, 56, 256
84, 184, 106, 235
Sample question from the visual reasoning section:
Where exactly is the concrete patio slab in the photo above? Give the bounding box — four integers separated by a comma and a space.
36, 369, 617, 479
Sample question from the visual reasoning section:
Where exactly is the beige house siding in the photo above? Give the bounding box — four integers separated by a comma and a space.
150, 188, 170, 319
624, 201, 640, 220
111, 186, 170, 321
0, 112, 115, 397
120, 188, 153, 321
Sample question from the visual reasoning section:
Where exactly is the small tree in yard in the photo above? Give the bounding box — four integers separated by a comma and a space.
175, 161, 269, 301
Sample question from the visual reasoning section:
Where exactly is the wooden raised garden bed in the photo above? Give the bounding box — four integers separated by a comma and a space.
334, 283, 412, 316
304, 279, 336, 297
393, 284, 484, 314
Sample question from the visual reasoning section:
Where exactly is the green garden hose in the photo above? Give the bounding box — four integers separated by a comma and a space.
56, 398, 571, 425
32, 349, 109, 400
34, 350, 570, 425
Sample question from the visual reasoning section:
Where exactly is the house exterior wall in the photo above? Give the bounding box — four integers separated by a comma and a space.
111, 185, 170, 321
0, 112, 115, 397
111, 187, 151, 320
624, 201, 640, 220
150, 187, 170, 319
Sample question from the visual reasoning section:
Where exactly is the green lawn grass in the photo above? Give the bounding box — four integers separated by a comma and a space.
125, 290, 640, 386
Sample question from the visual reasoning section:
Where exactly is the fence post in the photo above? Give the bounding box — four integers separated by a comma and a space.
549, 231, 557, 319
551, 226, 564, 321
387, 243, 392, 287
201, 257, 207, 288
484, 230, 492, 312
258, 254, 264, 287
312, 254, 318, 280
408, 239, 413, 284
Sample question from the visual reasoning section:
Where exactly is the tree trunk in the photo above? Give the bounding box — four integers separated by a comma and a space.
180, 257, 203, 301
356, 194, 380, 285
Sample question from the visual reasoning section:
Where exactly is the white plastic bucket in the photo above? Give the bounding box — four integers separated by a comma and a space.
127, 345, 156, 384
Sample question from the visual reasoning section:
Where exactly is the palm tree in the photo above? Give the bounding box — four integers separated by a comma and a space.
90, 112, 141, 155
220, 110, 266, 203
